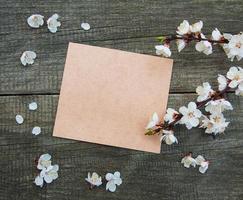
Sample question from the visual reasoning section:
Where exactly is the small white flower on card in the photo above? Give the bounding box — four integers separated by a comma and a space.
146, 112, 159, 129
81, 22, 90, 31
27, 14, 44, 28
34, 175, 44, 187
47, 14, 61, 33
20, 51, 36, 66
29, 102, 38, 110
85, 172, 102, 187
16, 114, 24, 124
32, 126, 41, 136
105, 171, 122, 192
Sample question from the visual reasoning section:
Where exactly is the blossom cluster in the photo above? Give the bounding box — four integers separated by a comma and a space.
85, 171, 122, 192
155, 20, 243, 61
146, 66, 243, 145
181, 153, 209, 174
34, 154, 59, 187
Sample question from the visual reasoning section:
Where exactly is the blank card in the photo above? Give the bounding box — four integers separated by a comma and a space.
53, 43, 173, 153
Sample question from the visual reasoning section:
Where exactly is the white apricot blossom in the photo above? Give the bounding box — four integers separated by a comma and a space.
155, 45, 171, 57
47, 14, 61, 33
38, 165, 59, 185
190, 21, 203, 33
205, 99, 233, 114
181, 154, 196, 168
34, 154, 59, 187
27, 14, 44, 28
196, 82, 214, 102
146, 112, 159, 129
20, 51, 36, 66
200, 113, 229, 135
105, 171, 122, 192
235, 81, 243, 96
195, 155, 209, 174
226, 66, 243, 88
195, 33, 213, 55
176, 20, 190, 35
179, 102, 202, 129
223, 33, 243, 61
164, 108, 179, 124
160, 130, 178, 145
217, 75, 227, 91
85, 172, 102, 187
176, 39, 186, 52
37, 153, 52, 170
211, 28, 223, 41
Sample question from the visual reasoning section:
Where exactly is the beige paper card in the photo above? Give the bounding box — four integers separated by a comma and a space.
53, 43, 173, 153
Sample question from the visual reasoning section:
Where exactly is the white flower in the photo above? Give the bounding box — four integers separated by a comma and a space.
196, 82, 214, 102
205, 99, 233, 114
164, 108, 179, 123
181, 154, 196, 168
155, 45, 171, 57
81, 22, 90, 30
217, 75, 227, 91
146, 112, 159, 129
15, 114, 24, 124
190, 21, 203, 33
176, 39, 186, 52
223, 33, 243, 61
29, 102, 38, 110
211, 28, 222, 41
105, 171, 122, 192
176, 20, 190, 35
20, 51, 36, 66
39, 165, 59, 184
179, 102, 202, 129
195, 155, 209, 174
226, 66, 243, 88
160, 130, 178, 145
34, 175, 44, 187
85, 172, 102, 187
27, 14, 44, 28
32, 126, 41, 136
195, 34, 213, 55
236, 81, 243, 96
47, 14, 61, 33
200, 113, 229, 134
37, 153, 52, 170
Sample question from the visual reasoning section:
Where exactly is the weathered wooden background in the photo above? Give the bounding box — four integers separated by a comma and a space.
1, 0, 243, 199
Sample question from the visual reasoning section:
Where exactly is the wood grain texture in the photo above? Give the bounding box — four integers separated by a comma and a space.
1, 0, 243, 199
0, 94, 243, 200
0, 0, 243, 94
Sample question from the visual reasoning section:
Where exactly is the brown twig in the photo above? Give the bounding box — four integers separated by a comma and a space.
148, 80, 232, 135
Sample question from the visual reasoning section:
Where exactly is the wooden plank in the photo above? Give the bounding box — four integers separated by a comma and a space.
0, 0, 243, 94
0, 93, 242, 199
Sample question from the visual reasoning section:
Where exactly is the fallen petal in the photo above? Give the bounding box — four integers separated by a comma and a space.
29, 102, 38, 110
81, 22, 90, 30
32, 126, 41, 135
16, 114, 24, 124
